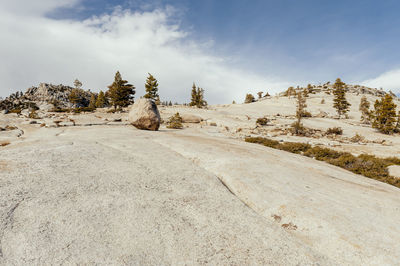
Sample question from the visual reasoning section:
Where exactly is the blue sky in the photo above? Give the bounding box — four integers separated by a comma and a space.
49, 0, 400, 83
1, 0, 400, 102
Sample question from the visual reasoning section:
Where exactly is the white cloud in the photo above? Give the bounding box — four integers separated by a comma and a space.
361, 69, 400, 93
0, 0, 290, 103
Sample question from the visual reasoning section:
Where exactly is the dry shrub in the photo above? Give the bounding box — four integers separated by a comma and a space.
350, 133, 365, 143
0, 141, 10, 147
245, 137, 400, 188
256, 117, 269, 126
326, 127, 343, 135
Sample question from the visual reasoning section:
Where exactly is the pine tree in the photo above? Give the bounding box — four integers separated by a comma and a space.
144, 73, 159, 102
303, 87, 309, 97
359, 96, 371, 124
96, 90, 106, 108
371, 94, 397, 134
257, 91, 263, 99
189, 83, 207, 108
89, 93, 97, 109
74, 79, 82, 90
244, 93, 255, 104
333, 78, 351, 118
291, 91, 307, 135
190, 83, 197, 106
69, 88, 86, 107
296, 90, 307, 121
196, 87, 207, 108
107, 71, 135, 109
166, 112, 183, 129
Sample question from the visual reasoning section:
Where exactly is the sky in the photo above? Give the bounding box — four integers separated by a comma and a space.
1, 0, 400, 103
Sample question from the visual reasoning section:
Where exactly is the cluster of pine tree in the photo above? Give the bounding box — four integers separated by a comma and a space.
189, 83, 207, 108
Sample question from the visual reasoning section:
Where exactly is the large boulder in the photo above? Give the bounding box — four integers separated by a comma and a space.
128, 98, 161, 131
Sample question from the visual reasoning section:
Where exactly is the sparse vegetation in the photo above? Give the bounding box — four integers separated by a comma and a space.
244, 93, 255, 103
0, 141, 10, 147
166, 113, 183, 129
333, 78, 351, 118
190, 83, 207, 108
256, 117, 269, 126
326, 127, 343, 135
291, 90, 308, 135
29, 109, 39, 119
245, 137, 400, 188
144, 73, 160, 104
350, 133, 365, 143
107, 71, 135, 109
96, 90, 107, 108
359, 96, 371, 124
371, 94, 397, 134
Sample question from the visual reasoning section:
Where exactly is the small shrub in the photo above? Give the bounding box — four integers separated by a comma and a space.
73, 107, 96, 113
210, 122, 217, 126
326, 127, 343, 135
5, 125, 17, 131
256, 117, 269, 126
321, 99, 325, 104
167, 113, 183, 129
244, 94, 255, 104
0, 141, 10, 147
279, 142, 311, 154
50, 108, 70, 113
29, 110, 39, 119
301, 111, 312, 117
9, 108, 21, 114
107, 107, 123, 113
245, 136, 400, 189
290, 121, 306, 136
350, 133, 365, 143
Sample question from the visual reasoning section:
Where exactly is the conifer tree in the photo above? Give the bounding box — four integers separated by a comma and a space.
144, 73, 159, 102
291, 91, 307, 135
303, 87, 309, 97
189, 83, 207, 108
371, 94, 397, 134
96, 90, 106, 108
359, 95, 371, 124
190, 83, 197, 106
244, 93, 255, 104
88, 93, 97, 109
333, 78, 351, 118
257, 91, 263, 99
107, 71, 135, 109
74, 79, 82, 90
196, 87, 207, 108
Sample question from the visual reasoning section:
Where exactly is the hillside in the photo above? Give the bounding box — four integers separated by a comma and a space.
1, 84, 400, 264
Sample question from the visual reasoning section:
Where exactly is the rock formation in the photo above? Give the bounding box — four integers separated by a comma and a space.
128, 98, 161, 131
0, 83, 92, 111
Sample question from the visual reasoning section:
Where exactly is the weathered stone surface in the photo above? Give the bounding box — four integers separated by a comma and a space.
388, 165, 400, 179
128, 98, 160, 131
181, 114, 203, 123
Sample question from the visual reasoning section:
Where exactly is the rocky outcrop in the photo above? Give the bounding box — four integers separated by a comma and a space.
128, 98, 161, 131
0, 83, 92, 111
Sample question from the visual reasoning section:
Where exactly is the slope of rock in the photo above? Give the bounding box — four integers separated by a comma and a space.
0, 126, 330, 265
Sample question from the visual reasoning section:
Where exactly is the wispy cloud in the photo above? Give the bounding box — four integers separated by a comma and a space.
0, 0, 290, 103
361, 69, 400, 93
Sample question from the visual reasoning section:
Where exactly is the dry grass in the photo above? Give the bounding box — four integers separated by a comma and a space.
245, 137, 400, 189
0, 141, 10, 147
